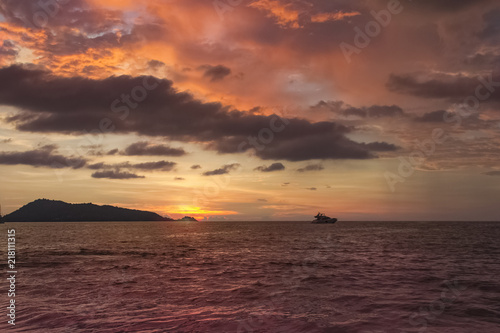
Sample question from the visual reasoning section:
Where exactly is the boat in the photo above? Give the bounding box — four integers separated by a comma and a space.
312, 212, 337, 224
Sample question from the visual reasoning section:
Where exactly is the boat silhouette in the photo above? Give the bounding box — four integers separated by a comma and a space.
312, 212, 337, 224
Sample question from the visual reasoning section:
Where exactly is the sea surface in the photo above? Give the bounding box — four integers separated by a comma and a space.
1, 221, 499, 333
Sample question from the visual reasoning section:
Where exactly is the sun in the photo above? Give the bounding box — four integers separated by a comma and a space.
165, 205, 238, 219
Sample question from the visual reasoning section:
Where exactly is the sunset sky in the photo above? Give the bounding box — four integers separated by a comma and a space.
1, 0, 500, 220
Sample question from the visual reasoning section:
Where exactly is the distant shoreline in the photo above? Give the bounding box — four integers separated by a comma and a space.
2, 220, 499, 223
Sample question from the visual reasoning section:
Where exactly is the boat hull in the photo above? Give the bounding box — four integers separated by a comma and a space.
311, 218, 337, 224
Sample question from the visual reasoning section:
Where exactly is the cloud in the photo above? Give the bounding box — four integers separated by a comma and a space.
282, 182, 290, 186
249, 0, 360, 28
174, 177, 185, 180
0, 145, 86, 169
254, 132, 375, 161
0, 40, 18, 56
306, 187, 317, 191
464, 52, 500, 69
0, 138, 12, 143
122, 141, 186, 156
257, 199, 268, 202
87, 161, 176, 171
415, 110, 451, 122
91, 170, 145, 179
386, 72, 500, 102
364, 142, 399, 152
297, 164, 324, 172
312, 100, 345, 113
190, 164, 202, 169
409, 0, 495, 12
483, 171, 500, 176
0, 65, 394, 161
310, 11, 360, 23
366, 105, 405, 118
481, 9, 500, 43
147, 60, 166, 69
131, 161, 176, 171
312, 100, 405, 118
199, 65, 231, 82
203, 163, 240, 176
0, 0, 167, 58
254, 162, 285, 172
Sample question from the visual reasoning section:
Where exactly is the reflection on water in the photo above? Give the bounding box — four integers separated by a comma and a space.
1, 221, 499, 332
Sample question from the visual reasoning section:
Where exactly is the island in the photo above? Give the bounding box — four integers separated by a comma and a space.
2, 199, 174, 222
176, 216, 198, 221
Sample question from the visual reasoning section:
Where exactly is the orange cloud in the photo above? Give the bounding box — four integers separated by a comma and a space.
311, 11, 361, 23
249, 0, 302, 28
249, 0, 360, 28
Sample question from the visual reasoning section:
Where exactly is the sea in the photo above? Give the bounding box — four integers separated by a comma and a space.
1, 221, 499, 333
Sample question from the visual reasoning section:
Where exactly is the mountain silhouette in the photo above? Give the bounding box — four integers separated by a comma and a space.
3, 199, 173, 222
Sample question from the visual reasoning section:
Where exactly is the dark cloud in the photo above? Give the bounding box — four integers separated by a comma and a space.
480, 9, 500, 43
364, 142, 399, 152
0, 138, 12, 143
312, 100, 344, 113
254, 162, 285, 172
342, 107, 368, 118
132, 161, 176, 171
254, 132, 374, 161
415, 110, 451, 122
0, 145, 86, 169
403, 0, 492, 12
174, 177, 185, 180
87, 160, 176, 171
147, 60, 166, 69
306, 187, 317, 191
312, 100, 405, 118
91, 170, 145, 179
199, 64, 232, 82
257, 199, 268, 202
0, 0, 167, 56
464, 52, 500, 69
297, 164, 324, 172
202, 163, 240, 176
122, 141, 187, 156
386, 72, 500, 102
282, 182, 290, 186
107, 148, 119, 155
367, 105, 405, 118
0, 40, 18, 56
0, 65, 394, 161
191, 164, 202, 169
87, 162, 107, 170
483, 171, 500, 176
